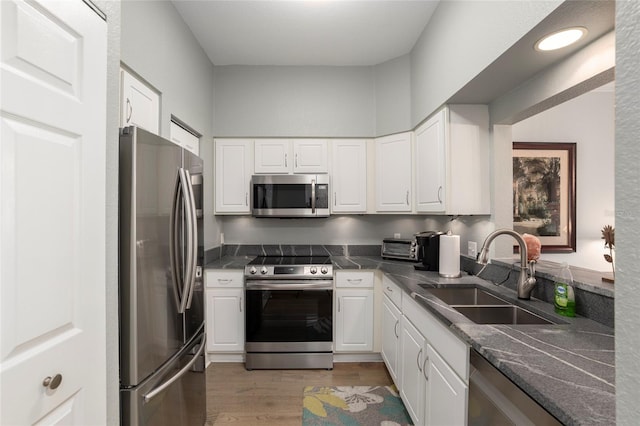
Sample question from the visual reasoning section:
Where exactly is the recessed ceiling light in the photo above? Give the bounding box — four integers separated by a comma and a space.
535, 27, 588, 51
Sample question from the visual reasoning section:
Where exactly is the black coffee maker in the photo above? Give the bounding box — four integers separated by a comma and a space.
414, 231, 444, 271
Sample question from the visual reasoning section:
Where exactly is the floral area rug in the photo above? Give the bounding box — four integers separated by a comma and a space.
302, 385, 413, 426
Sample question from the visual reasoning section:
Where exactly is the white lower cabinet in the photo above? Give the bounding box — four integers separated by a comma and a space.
380, 275, 470, 425
425, 344, 468, 426
399, 317, 426, 425
335, 271, 374, 352
381, 294, 402, 382
205, 270, 244, 354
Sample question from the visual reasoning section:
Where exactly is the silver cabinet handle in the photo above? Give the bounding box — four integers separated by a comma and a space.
437, 186, 443, 203
245, 192, 248, 207
423, 355, 430, 381
295, 153, 298, 168
394, 320, 399, 338
144, 335, 206, 403
217, 279, 232, 284
43, 374, 63, 390
239, 297, 243, 313
386, 286, 393, 292
284, 153, 288, 167
346, 278, 362, 284
334, 192, 337, 206
417, 348, 423, 372
337, 297, 341, 312
406, 190, 409, 205
126, 98, 132, 123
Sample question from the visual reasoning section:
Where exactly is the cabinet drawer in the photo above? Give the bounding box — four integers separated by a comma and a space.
382, 275, 402, 307
205, 270, 244, 288
335, 271, 374, 288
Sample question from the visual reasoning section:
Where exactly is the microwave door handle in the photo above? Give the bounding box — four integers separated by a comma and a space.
311, 178, 316, 214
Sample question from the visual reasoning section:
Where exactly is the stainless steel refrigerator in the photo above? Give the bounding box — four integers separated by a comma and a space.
119, 126, 206, 426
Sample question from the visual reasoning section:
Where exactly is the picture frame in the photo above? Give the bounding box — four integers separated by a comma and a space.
513, 142, 576, 253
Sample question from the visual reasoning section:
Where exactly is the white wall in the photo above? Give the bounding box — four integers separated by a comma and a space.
212, 65, 376, 137
410, 0, 562, 127
374, 54, 412, 136
120, 0, 220, 250
512, 89, 614, 271
615, 1, 640, 422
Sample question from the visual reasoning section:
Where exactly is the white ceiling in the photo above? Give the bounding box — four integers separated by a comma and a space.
171, 0, 439, 66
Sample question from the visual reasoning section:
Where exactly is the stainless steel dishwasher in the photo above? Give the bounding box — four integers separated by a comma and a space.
468, 350, 562, 426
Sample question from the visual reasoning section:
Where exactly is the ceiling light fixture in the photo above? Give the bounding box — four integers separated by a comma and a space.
535, 27, 587, 51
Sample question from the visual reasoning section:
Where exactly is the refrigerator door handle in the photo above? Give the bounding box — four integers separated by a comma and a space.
169, 169, 184, 312
142, 334, 206, 403
183, 169, 198, 310
178, 168, 193, 314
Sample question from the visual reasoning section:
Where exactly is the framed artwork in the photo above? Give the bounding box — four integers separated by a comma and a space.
513, 142, 576, 253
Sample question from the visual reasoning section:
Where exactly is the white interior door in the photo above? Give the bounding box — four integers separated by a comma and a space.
0, 0, 107, 424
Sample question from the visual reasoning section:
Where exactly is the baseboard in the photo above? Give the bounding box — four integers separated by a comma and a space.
333, 353, 383, 363
206, 352, 244, 366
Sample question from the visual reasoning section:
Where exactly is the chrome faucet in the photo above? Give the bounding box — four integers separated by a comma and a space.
477, 229, 537, 299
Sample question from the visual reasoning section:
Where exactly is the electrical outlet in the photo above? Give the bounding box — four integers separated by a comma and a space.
468, 241, 478, 258
394, 233, 401, 239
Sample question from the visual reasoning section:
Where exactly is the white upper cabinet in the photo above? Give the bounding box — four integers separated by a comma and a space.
293, 139, 329, 173
254, 139, 328, 174
254, 139, 291, 173
415, 105, 490, 215
170, 120, 200, 156
215, 139, 254, 214
331, 139, 367, 213
120, 68, 160, 134
375, 132, 413, 212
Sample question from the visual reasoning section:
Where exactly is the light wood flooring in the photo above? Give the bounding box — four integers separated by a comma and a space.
205, 362, 393, 425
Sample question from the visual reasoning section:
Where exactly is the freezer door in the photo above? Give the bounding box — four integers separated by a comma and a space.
183, 151, 205, 341
121, 331, 206, 426
119, 127, 184, 386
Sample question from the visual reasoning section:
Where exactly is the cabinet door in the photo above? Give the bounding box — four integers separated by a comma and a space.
381, 295, 402, 383
170, 120, 200, 156
375, 132, 412, 212
120, 68, 160, 134
415, 109, 446, 212
335, 289, 374, 352
425, 344, 468, 426
206, 289, 245, 352
293, 139, 328, 173
399, 318, 426, 425
215, 139, 253, 213
331, 140, 367, 213
254, 139, 291, 173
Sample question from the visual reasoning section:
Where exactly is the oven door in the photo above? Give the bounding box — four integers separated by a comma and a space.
251, 174, 329, 217
245, 280, 333, 353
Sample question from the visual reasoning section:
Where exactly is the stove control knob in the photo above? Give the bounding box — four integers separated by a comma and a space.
249, 266, 257, 275
320, 266, 329, 275
310, 266, 318, 274
260, 266, 268, 275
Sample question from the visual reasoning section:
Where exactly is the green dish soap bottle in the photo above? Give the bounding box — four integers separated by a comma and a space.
554, 262, 575, 317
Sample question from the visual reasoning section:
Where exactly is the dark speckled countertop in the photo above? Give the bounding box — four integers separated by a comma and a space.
205, 255, 615, 425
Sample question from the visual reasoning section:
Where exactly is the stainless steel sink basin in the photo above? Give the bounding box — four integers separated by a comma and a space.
453, 305, 555, 325
422, 287, 510, 306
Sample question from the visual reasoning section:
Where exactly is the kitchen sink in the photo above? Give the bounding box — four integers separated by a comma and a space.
422, 287, 510, 306
453, 305, 555, 325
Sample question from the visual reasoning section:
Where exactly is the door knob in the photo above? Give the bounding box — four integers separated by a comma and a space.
42, 374, 63, 390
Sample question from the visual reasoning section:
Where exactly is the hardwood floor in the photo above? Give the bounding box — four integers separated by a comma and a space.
205, 362, 393, 425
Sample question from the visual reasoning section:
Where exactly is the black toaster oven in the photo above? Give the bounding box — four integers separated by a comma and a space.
381, 238, 419, 261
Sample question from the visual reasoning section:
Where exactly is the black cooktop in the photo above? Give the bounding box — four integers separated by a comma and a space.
247, 255, 331, 266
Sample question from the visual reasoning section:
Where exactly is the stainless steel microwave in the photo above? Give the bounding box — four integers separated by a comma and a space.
251, 174, 330, 218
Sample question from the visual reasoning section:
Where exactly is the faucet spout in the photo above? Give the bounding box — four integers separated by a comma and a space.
477, 229, 537, 300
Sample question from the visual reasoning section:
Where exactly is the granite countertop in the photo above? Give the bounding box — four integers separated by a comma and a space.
205, 255, 615, 425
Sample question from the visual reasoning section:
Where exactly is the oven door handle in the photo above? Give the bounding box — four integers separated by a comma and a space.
245, 280, 334, 290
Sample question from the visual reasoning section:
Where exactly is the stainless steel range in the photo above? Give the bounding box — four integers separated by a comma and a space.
244, 256, 334, 370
